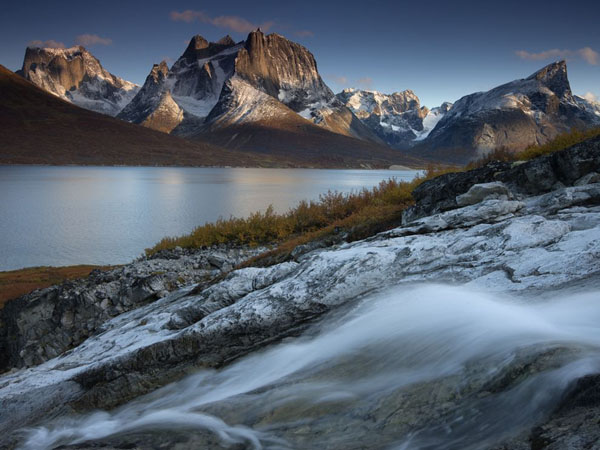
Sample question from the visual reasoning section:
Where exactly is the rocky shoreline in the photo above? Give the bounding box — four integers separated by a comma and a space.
1, 137, 600, 449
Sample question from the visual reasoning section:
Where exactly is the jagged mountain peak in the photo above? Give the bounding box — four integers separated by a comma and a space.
19, 44, 139, 116
337, 88, 449, 148
182, 34, 238, 61
418, 60, 599, 163
527, 60, 571, 99
187, 35, 210, 51
151, 61, 169, 78
119, 29, 382, 145
216, 35, 236, 46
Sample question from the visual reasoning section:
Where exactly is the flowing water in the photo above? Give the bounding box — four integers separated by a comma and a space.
21, 284, 600, 449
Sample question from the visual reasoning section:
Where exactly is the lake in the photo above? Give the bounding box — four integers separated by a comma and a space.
0, 166, 420, 271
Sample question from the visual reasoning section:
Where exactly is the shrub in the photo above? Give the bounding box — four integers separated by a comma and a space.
145, 175, 437, 257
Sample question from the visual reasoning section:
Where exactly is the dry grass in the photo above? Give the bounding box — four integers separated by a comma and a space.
147, 127, 600, 263
467, 127, 600, 169
0, 265, 110, 309
516, 127, 600, 161
146, 166, 459, 259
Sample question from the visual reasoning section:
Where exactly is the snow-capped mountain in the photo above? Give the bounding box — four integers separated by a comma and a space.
575, 95, 600, 119
336, 88, 452, 148
118, 35, 240, 131
120, 30, 380, 144
19, 46, 139, 116
419, 60, 600, 163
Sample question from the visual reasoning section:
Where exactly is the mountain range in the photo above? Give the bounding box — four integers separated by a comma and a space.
6, 29, 600, 166
0, 64, 283, 167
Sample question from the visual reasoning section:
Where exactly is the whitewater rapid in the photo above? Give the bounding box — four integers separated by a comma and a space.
21, 284, 600, 450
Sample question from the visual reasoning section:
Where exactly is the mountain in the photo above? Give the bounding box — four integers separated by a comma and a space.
337, 88, 453, 148
116, 30, 414, 166
575, 95, 600, 119
18, 45, 139, 116
416, 61, 600, 164
0, 65, 280, 167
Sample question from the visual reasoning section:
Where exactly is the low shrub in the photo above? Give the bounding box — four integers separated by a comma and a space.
145, 166, 458, 257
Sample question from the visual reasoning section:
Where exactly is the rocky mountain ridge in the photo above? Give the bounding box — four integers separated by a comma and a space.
417, 60, 600, 163
1, 136, 600, 448
337, 87, 453, 148
18, 45, 139, 116
119, 30, 380, 144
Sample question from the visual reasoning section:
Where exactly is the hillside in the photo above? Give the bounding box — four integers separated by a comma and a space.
0, 65, 283, 167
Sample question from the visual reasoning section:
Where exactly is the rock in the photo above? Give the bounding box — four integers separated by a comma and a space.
207, 253, 228, 269
3, 138, 600, 449
404, 135, 600, 223
403, 161, 511, 224
456, 181, 512, 206
0, 246, 263, 372
574, 171, 600, 186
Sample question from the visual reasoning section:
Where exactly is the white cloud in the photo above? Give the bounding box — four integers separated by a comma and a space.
582, 92, 598, 102
294, 30, 315, 38
28, 39, 65, 49
516, 47, 599, 65
578, 47, 599, 65
328, 75, 349, 85
75, 34, 112, 47
170, 10, 273, 33
356, 77, 373, 90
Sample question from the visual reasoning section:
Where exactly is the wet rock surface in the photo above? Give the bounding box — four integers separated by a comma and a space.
2, 140, 600, 449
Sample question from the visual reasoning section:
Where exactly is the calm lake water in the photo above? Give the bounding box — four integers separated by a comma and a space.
0, 166, 420, 271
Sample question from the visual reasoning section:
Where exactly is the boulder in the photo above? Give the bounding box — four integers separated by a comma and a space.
456, 181, 512, 206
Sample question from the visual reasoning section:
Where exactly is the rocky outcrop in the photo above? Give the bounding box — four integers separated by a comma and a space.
418, 61, 600, 163
404, 134, 600, 222
18, 46, 139, 116
0, 246, 262, 372
2, 137, 600, 449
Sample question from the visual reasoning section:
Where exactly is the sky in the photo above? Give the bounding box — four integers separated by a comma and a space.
1, 0, 598, 107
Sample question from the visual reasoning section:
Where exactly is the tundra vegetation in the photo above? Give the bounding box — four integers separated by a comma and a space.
147, 127, 600, 258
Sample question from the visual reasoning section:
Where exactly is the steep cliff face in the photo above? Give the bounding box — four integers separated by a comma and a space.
119, 30, 382, 148
419, 61, 600, 163
19, 46, 139, 116
0, 64, 272, 167
337, 88, 452, 148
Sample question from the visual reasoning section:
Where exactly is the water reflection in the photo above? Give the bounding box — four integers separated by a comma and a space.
0, 166, 419, 270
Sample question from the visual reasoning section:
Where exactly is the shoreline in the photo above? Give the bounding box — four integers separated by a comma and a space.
0, 163, 425, 170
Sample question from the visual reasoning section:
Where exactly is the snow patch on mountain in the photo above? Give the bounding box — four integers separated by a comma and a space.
337, 88, 452, 148
575, 95, 600, 118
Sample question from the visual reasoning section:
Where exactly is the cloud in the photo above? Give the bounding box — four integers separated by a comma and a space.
75, 34, 112, 47
329, 75, 349, 85
579, 47, 599, 65
516, 47, 599, 65
582, 92, 598, 102
294, 30, 315, 38
28, 39, 65, 49
356, 77, 373, 89
170, 10, 273, 33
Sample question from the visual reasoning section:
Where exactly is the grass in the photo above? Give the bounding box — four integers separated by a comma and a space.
146, 166, 459, 260
147, 126, 600, 263
6, 127, 595, 308
0, 265, 110, 309
468, 127, 600, 169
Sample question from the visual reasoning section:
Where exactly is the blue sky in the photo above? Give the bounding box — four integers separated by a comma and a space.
1, 0, 598, 107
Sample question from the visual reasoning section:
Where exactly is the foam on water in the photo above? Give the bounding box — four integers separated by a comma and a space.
21, 284, 600, 449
